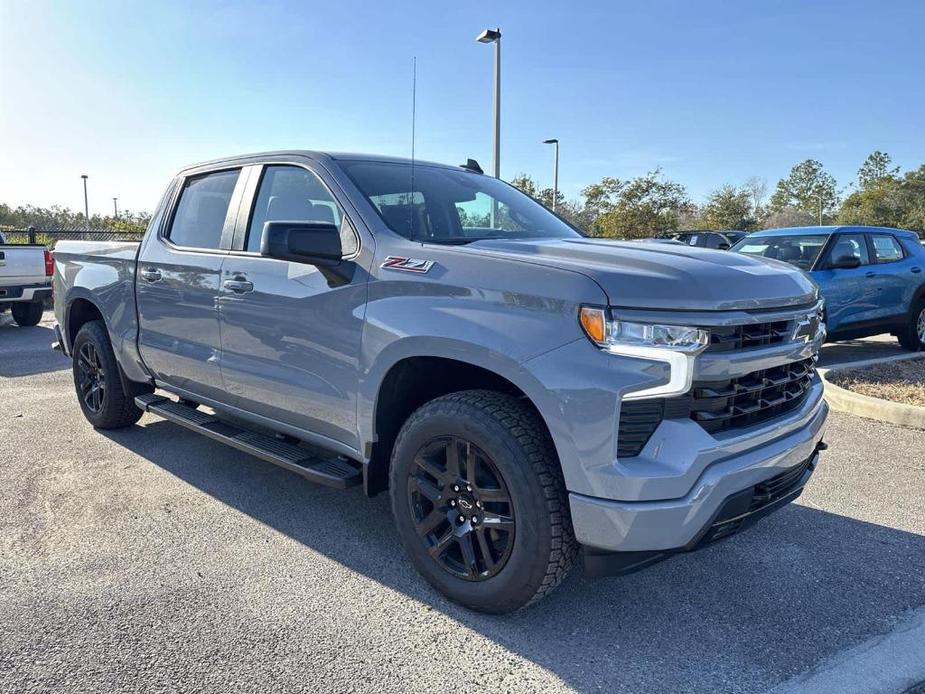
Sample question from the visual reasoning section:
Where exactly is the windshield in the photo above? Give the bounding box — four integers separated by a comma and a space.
341, 161, 583, 243
732, 234, 829, 270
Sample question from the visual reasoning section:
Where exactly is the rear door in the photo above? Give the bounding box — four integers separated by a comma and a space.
136, 167, 246, 403
217, 162, 371, 451
867, 233, 912, 321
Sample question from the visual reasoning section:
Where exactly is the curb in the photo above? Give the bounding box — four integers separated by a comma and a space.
820, 364, 925, 431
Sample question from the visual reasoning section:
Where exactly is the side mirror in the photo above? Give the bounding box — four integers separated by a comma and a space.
718, 242, 731, 250
261, 221, 344, 266
829, 255, 862, 270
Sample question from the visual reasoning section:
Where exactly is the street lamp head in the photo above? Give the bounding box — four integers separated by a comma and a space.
543, 139, 558, 145
475, 28, 501, 43
81, 174, 88, 179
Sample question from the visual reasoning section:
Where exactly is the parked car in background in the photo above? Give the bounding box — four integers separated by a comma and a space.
52, 151, 827, 613
671, 230, 745, 250
733, 226, 925, 350
0, 230, 53, 326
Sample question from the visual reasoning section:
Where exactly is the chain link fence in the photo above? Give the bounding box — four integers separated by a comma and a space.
1, 227, 145, 247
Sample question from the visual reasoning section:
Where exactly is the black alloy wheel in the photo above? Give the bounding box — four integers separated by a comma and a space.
408, 436, 515, 581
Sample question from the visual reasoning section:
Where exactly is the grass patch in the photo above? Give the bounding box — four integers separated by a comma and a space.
828, 357, 925, 407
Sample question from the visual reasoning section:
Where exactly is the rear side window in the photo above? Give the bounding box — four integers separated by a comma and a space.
870, 235, 904, 263
827, 233, 870, 266
167, 169, 240, 249
246, 165, 343, 253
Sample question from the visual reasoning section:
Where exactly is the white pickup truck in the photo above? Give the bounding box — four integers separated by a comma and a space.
0, 231, 53, 326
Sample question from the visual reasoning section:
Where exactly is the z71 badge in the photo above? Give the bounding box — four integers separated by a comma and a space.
380, 256, 435, 273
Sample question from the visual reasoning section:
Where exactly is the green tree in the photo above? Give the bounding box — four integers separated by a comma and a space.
583, 170, 692, 239
837, 151, 910, 229
700, 184, 755, 230
769, 159, 839, 223
857, 150, 900, 189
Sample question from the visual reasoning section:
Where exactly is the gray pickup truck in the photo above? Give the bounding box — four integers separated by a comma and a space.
53, 151, 828, 613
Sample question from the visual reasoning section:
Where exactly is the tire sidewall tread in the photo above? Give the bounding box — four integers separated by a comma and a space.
72, 320, 143, 429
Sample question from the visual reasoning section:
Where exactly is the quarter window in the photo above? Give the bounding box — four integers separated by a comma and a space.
168, 169, 240, 250
870, 235, 904, 263
828, 233, 870, 266
247, 165, 344, 253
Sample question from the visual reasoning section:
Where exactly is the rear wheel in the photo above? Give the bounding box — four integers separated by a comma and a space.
11, 301, 43, 327
389, 390, 577, 613
72, 320, 144, 429
897, 300, 925, 351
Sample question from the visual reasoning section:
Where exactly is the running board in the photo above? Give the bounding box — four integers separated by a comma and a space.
134, 393, 362, 489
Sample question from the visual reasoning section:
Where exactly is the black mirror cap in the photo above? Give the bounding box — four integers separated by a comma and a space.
261, 220, 346, 266
831, 255, 862, 269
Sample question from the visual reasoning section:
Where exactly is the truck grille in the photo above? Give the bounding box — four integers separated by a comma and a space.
617, 358, 816, 457
706, 319, 791, 352
689, 358, 815, 434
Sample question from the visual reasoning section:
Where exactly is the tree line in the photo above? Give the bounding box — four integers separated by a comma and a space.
513, 151, 925, 239
0, 203, 151, 235
3, 150, 923, 240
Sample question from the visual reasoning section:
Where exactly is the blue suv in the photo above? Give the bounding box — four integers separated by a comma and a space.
733, 226, 925, 350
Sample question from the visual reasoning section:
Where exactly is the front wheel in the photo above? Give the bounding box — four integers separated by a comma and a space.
897, 301, 925, 351
11, 301, 43, 327
72, 320, 144, 429
389, 390, 577, 613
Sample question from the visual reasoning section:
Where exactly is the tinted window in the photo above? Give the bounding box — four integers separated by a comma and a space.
827, 233, 870, 266
871, 235, 904, 263
732, 234, 828, 270
168, 169, 240, 249
341, 161, 582, 243
247, 165, 343, 253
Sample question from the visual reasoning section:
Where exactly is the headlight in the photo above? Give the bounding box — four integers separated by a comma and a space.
579, 307, 709, 352
579, 307, 709, 400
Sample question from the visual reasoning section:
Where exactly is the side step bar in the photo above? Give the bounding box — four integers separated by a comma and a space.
134, 393, 362, 489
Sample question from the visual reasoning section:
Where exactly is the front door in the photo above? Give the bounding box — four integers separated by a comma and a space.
812, 232, 876, 332
136, 167, 243, 403
217, 163, 369, 451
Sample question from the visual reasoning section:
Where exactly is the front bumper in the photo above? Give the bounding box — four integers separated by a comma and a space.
583, 440, 826, 576
569, 393, 828, 557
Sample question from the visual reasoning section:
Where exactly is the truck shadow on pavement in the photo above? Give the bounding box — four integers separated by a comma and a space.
102, 420, 925, 692
0, 319, 70, 377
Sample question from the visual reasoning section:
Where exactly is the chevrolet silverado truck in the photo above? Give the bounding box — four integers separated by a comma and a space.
0, 230, 53, 326
52, 151, 828, 613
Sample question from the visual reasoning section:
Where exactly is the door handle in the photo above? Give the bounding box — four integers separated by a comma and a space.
140, 268, 162, 282
912, 267, 922, 274
223, 278, 254, 294
865, 271, 876, 278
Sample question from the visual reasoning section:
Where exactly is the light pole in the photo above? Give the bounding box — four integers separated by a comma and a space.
113, 197, 119, 219
543, 138, 559, 212
81, 175, 90, 230
476, 27, 501, 226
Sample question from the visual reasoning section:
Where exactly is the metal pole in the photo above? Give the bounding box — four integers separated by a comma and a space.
113, 197, 119, 219
552, 141, 559, 212
490, 32, 501, 227
818, 191, 823, 225
81, 175, 90, 230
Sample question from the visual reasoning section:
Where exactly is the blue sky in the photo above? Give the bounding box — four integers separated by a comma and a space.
1, 0, 923, 216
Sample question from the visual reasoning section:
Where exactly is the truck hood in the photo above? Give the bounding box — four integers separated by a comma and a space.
461, 237, 818, 311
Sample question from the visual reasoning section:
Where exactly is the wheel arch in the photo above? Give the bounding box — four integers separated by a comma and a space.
363, 349, 559, 497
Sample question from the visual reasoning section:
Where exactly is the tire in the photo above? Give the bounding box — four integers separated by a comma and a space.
389, 390, 577, 613
897, 300, 925, 351
11, 301, 43, 327
72, 320, 144, 429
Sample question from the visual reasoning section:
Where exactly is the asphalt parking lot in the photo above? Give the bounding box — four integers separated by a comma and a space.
2, 313, 924, 693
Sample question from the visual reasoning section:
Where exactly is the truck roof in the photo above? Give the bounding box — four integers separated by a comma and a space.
752, 225, 919, 240
182, 150, 460, 172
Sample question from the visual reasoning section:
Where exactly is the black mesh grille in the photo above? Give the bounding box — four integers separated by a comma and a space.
616, 358, 816, 457
706, 320, 791, 352
689, 358, 815, 434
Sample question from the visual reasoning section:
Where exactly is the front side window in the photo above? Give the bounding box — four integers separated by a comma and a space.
827, 233, 870, 267
732, 234, 828, 270
870, 234, 904, 263
168, 169, 240, 249
247, 165, 344, 253
341, 161, 582, 243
